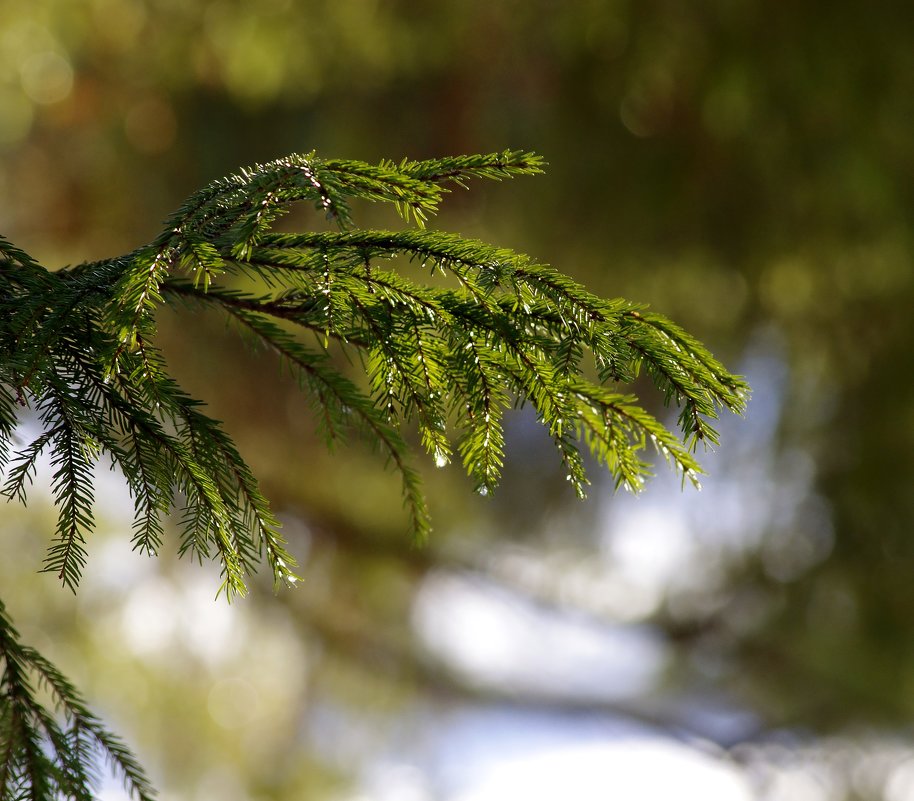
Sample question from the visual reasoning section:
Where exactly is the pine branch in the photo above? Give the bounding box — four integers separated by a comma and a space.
0, 148, 750, 800
2, 148, 749, 596
397, 149, 546, 187
0, 600, 156, 801
43, 421, 95, 592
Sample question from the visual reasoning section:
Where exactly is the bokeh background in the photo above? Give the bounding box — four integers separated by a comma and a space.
3, 1, 914, 799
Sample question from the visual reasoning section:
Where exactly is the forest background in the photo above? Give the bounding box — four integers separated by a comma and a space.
3, 2, 914, 799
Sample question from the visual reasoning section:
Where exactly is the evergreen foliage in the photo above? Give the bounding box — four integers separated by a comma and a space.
0, 150, 748, 798
0, 601, 156, 801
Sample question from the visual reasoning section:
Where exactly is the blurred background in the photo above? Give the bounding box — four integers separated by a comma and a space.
3, 1, 914, 799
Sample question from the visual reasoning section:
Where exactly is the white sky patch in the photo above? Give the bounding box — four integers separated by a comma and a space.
353, 708, 756, 801
82, 536, 157, 594
886, 757, 914, 801
119, 571, 242, 665
413, 572, 665, 700
90, 457, 137, 527
120, 576, 182, 656
447, 739, 752, 801
602, 504, 694, 614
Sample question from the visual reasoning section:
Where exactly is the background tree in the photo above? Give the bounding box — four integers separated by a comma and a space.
2, 1, 913, 799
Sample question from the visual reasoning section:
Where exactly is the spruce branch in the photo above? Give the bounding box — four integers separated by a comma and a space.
0, 148, 749, 801
2, 149, 748, 595
0, 600, 156, 801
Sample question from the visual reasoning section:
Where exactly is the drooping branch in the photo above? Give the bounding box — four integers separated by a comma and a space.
0, 149, 749, 801
1, 149, 748, 598
0, 599, 157, 801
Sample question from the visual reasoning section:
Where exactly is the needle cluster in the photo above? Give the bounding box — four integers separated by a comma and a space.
1, 150, 748, 599
0, 150, 747, 799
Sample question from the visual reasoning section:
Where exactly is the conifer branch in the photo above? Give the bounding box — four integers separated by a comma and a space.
0, 601, 156, 801
0, 150, 748, 796
2, 148, 748, 595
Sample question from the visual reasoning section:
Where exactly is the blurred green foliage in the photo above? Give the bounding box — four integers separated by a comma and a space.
3, 1, 914, 799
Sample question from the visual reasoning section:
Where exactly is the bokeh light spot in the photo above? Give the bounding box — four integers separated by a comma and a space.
19, 50, 74, 105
